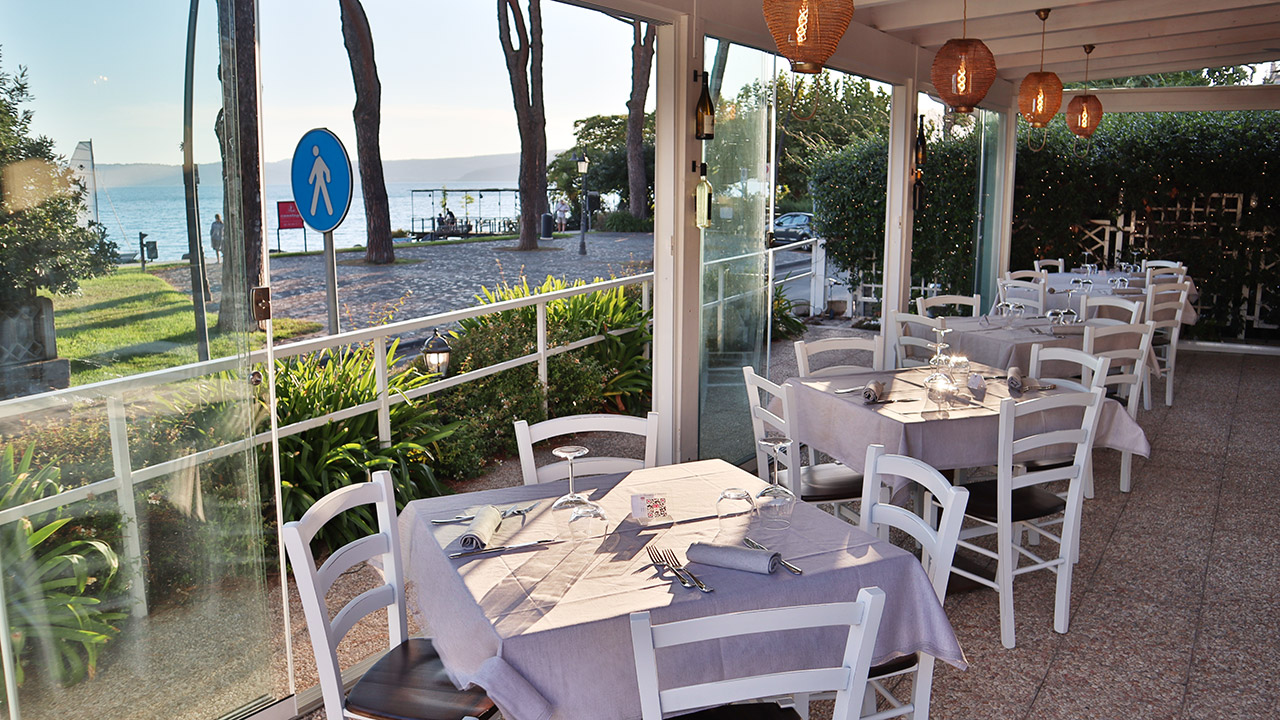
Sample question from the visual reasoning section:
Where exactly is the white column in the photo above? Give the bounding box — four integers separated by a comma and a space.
652, 16, 703, 463
995, 100, 1019, 282
880, 79, 918, 317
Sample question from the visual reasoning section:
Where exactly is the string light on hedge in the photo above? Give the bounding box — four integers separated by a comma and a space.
1018, 9, 1062, 151
1066, 44, 1103, 157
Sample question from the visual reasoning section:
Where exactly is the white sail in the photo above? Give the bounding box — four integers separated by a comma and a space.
69, 139, 99, 226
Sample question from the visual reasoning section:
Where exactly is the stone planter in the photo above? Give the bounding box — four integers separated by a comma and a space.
0, 296, 70, 399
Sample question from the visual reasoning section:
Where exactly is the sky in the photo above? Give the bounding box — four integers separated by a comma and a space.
0, 1, 653, 166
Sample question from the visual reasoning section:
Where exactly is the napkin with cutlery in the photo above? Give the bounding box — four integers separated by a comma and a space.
1007, 366, 1024, 392
686, 542, 779, 574
459, 506, 504, 551
862, 380, 885, 404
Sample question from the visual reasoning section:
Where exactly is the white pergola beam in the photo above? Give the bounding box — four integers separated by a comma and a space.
1035, 42, 1280, 83
1061, 84, 1280, 112
997, 29, 1280, 78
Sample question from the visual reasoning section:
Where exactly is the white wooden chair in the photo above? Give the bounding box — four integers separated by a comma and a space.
742, 366, 865, 508
1144, 280, 1191, 408
1026, 346, 1110, 500
1144, 265, 1186, 288
1141, 259, 1184, 271
915, 293, 982, 319
513, 412, 659, 485
857, 445, 970, 720
1033, 258, 1064, 273
1085, 322, 1154, 492
795, 334, 885, 377
1005, 269, 1048, 283
996, 279, 1047, 315
887, 311, 944, 369
951, 388, 1106, 649
282, 471, 497, 720
629, 589, 886, 720
1081, 295, 1143, 325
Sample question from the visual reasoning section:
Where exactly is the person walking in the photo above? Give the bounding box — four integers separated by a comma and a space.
555, 198, 570, 233
210, 214, 224, 263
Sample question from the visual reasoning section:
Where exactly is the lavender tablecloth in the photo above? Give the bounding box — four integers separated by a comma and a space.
785, 364, 1150, 476
940, 316, 1158, 377
400, 459, 965, 720
1038, 271, 1200, 323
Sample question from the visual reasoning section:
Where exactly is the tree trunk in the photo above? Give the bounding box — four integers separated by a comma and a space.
626, 21, 655, 219
340, 0, 394, 265
499, 0, 548, 251
215, 0, 265, 332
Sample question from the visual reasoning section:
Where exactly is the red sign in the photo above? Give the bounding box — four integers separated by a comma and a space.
277, 200, 304, 230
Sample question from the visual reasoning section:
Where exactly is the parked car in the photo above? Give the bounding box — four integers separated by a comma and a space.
771, 212, 814, 245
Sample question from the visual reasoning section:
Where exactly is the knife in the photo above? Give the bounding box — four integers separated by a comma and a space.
744, 537, 803, 575
449, 538, 557, 559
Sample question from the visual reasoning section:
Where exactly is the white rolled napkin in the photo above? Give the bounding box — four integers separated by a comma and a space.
1007, 366, 1024, 392
459, 505, 504, 551
1051, 325, 1086, 336
686, 542, 779, 574
863, 380, 885, 404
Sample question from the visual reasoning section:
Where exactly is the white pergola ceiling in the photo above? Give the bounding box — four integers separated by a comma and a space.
853, 0, 1280, 84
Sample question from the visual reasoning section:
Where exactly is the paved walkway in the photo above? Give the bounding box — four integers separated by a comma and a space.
156, 232, 655, 337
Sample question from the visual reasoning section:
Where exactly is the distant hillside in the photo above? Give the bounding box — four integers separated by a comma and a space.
95, 152, 525, 188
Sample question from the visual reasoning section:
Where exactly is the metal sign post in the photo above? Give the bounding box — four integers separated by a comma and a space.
290, 128, 353, 336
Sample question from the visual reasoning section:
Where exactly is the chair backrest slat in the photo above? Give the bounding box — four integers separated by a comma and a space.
513, 412, 659, 485
1034, 258, 1064, 273
997, 279, 1047, 315
916, 294, 982, 319
1082, 295, 1143, 325
1029, 345, 1111, 392
887, 311, 945, 369
1084, 322, 1154, 416
998, 389, 1105, 507
795, 334, 884, 376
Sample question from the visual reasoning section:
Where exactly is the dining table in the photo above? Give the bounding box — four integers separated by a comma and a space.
783, 363, 1150, 482
938, 315, 1158, 378
1033, 269, 1200, 323
399, 459, 966, 720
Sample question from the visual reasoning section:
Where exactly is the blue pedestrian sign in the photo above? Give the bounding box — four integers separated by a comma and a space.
290, 128, 353, 233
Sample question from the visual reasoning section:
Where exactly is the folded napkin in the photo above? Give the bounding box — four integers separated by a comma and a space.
1007, 366, 1024, 392
686, 542, 779, 574
459, 506, 504, 551
863, 380, 885, 404
1051, 325, 1086, 336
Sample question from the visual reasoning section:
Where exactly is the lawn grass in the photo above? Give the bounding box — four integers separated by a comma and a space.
45, 268, 320, 385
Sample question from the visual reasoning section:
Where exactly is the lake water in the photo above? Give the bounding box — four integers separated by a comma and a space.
98, 181, 523, 263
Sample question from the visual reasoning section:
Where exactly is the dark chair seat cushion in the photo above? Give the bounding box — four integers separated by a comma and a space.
799, 463, 864, 503
962, 479, 1067, 523
680, 703, 802, 720
346, 638, 497, 720
1151, 334, 1171, 347
869, 653, 919, 678
1022, 457, 1072, 472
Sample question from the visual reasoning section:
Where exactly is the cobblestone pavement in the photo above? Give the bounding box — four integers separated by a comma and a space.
156, 232, 655, 338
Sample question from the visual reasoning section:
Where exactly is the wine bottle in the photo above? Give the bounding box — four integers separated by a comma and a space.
695, 73, 715, 140
695, 163, 713, 229
915, 114, 927, 167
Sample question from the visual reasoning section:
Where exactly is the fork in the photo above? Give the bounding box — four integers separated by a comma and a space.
647, 546, 693, 588
431, 502, 538, 524
660, 548, 712, 593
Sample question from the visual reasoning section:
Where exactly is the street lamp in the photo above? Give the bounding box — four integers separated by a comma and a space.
576, 152, 589, 256
422, 328, 452, 377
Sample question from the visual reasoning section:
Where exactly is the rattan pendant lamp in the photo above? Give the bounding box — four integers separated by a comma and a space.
763, 0, 855, 119
1018, 8, 1063, 151
930, 0, 997, 113
1066, 44, 1104, 156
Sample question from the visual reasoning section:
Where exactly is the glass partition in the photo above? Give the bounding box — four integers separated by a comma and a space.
974, 108, 1006, 308
697, 39, 773, 463
0, 4, 280, 719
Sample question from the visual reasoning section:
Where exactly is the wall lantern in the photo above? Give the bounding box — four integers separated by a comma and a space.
1066, 44, 1103, 154
763, 0, 855, 75
422, 328, 452, 376
930, 0, 996, 113
1018, 8, 1063, 146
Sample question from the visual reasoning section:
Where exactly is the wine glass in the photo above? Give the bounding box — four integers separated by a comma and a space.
716, 488, 756, 535
550, 445, 591, 511
568, 501, 609, 541
926, 326, 953, 383
756, 437, 797, 530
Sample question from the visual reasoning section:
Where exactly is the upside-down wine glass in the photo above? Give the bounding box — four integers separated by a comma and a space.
550, 445, 591, 511
756, 437, 797, 530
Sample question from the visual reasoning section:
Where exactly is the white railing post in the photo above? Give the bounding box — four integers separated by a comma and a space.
642, 279, 652, 361
766, 249, 776, 373
0, 560, 20, 720
810, 239, 827, 318
374, 336, 391, 449
536, 300, 549, 416
106, 397, 148, 617
716, 267, 726, 350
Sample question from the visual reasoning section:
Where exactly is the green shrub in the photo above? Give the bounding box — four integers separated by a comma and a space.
264, 340, 455, 554
429, 275, 651, 483
600, 210, 654, 233
772, 284, 808, 340
1, 445, 123, 701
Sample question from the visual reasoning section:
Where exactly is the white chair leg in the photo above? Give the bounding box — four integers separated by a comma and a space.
794, 692, 811, 720
1082, 454, 1095, 501
1120, 451, 1133, 493
912, 655, 936, 720
1054, 488, 1084, 635
862, 687, 878, 717
1164, 358, 1175, 407
1143, 367, 1153, 411
997, 524, 1018, 649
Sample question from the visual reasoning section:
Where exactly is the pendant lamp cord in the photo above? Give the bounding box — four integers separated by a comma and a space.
962, 0, 967, 38
1029, 126, 1049, 152
789, 79, 820, 122
1072, 134, 1093, 158
1039, 15, 1046, 72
